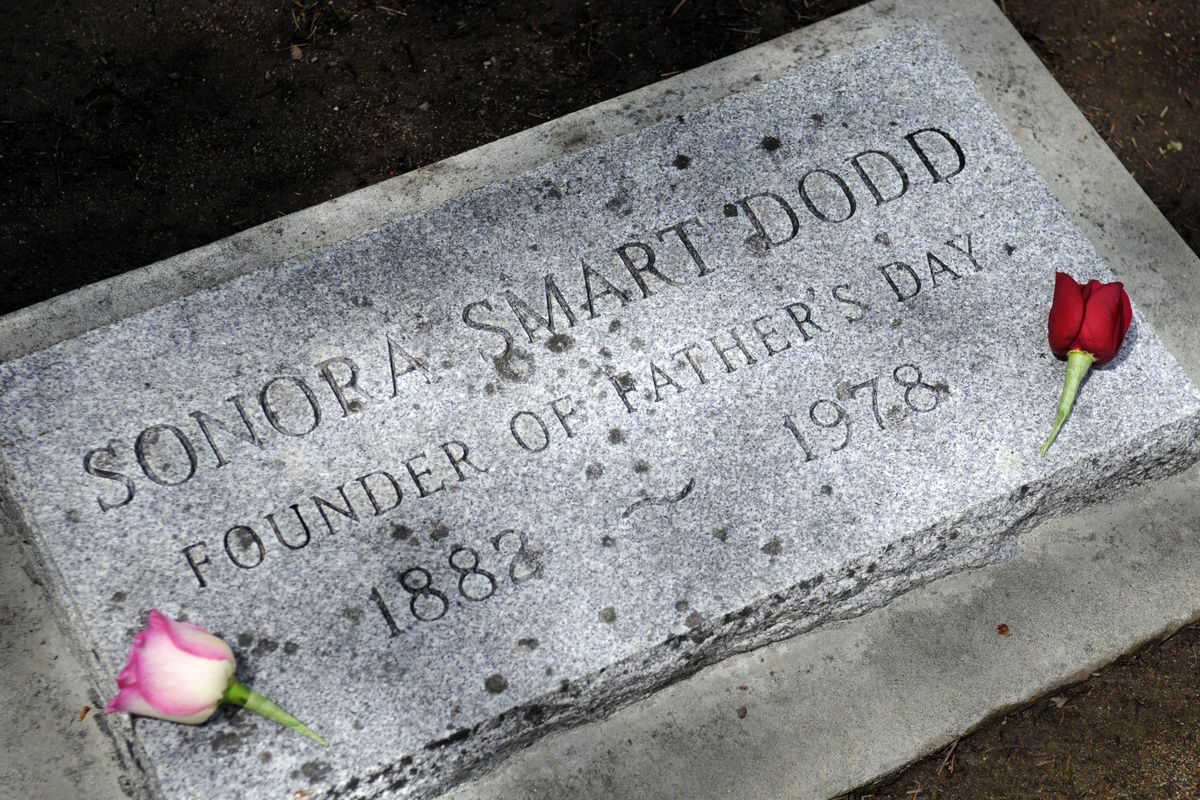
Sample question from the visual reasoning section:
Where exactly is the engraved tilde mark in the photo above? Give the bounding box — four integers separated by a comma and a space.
621, 477, 696, 518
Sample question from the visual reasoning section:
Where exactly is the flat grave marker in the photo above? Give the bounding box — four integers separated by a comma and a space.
1, 27, 1197, 800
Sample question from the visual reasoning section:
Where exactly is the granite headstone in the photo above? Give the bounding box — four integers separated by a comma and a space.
1, 27, 1198, 800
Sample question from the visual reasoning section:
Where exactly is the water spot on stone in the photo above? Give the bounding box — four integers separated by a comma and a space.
601, 535, 616, 547
672, 154, 691, 169
723, 203, 739, 217
348, 399, 365, 412
352, 719, 364, 730
736, 706, 748, 719
629, 336, 645, 350
517, 637, 540, 650
342, 607, 364, 625
745, 234, 769, 256
810, 113, 825, 125
867, 562, 877, 573
608, 320, 622, 333
284, 641, 300, 655
585, 462, 604, 480
230, 528, 258, 558
298, 761, 331, 782
599, 346, 613, 359
761, 538, 783, 556
391, 524, 412, 541
633, 459, 650, 474
485, 674, 509, 693
547, 333, 574, 353
237, 633, 254, 648
820, 484, 833, 496
760, 135, 781, 151
430, 522, 450, 541
713, 528, 730, 542
211, 731, 240, 753
891, 318, 902, 329
933, 382, 951, 394
608, 428, 627, 444
875, 232, 892, 246
545, 186, 562, 200
685, 611, 704, 628
484, 382, 497, 395
599, 607, 617, 623
545, 666, 554, 676
252, 638, 279, 657
675, 600, 689, 612
66, 509, 83, 523
258, 751, 272, 763
110, 591, 126, 603
1004, 243, 1016, 255
493, 347, 535, 383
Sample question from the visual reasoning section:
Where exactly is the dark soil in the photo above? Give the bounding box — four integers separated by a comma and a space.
2, 1, 1199, 797
3, 0, 1194, 319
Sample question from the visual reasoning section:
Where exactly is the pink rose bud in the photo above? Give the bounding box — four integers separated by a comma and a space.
107, 610, 327, 746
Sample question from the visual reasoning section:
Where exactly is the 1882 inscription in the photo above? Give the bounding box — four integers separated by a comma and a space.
3, 29, 1196, 800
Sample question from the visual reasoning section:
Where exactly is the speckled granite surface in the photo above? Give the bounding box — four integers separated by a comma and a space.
1, 27, 1197, 800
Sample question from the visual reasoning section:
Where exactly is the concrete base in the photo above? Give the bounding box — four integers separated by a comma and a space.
4, 0, 1200, 798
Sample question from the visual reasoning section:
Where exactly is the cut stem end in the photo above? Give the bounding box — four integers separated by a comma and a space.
1040, 349, 1094, 456
223, 680, 329, 747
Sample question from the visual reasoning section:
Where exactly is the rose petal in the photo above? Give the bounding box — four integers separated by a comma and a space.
1047, 272, 1086, 357
159, 614, 235, 663
107, 684, 219, 724
1076, 281, 1128, 364
1119, 286, 1133, 338
134, 625, 235, 716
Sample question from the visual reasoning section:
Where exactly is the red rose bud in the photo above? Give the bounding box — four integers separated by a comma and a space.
1040, 272, 1133, 455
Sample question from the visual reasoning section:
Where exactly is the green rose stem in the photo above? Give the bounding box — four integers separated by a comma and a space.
1040, 349, 1095, 456
223, 679, 328, 747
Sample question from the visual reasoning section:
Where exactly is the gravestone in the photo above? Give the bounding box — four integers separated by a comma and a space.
1, 26, 1198, 800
